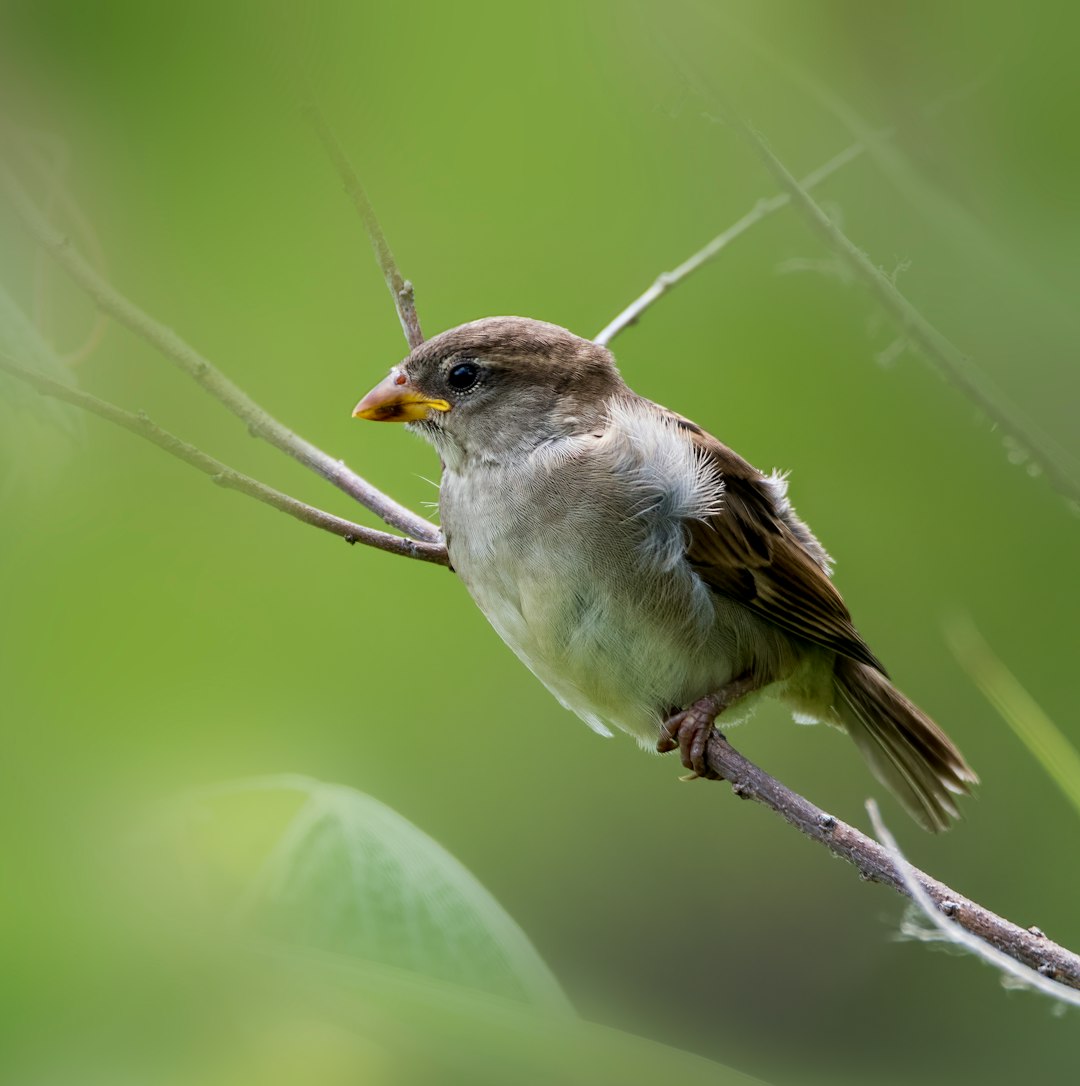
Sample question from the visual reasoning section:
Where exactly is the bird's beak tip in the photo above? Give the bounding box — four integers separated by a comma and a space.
352, 373, 451, 423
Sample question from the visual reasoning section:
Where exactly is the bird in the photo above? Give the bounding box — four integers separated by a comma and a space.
353, 316, 976, 830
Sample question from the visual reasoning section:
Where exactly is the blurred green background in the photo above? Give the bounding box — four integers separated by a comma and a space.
2, 1, 1079, 1083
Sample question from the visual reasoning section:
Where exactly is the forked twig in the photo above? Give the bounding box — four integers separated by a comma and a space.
595, 139, 867, 346
0, 161, 439, 544
596, 63, 1079, 509
732, 119, 1080, 508
0, 356, 448, 565
866, 799, 1080, 1008
703, 731, 1080, 995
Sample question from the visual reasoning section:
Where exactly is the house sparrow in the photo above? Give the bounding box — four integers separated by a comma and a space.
354, 316, 976, 830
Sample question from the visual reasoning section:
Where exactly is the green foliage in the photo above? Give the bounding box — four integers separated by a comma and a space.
139, 776, 764, 1085
4, 2, 1080, 1084
948, 618, 1080, 821
164, 775, 572, 1008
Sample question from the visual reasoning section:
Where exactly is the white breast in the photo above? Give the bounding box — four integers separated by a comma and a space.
439, 400, 744, 746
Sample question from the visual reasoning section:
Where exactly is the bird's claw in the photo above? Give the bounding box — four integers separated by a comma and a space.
658, 705, 723, 779
658, 675, 760, 779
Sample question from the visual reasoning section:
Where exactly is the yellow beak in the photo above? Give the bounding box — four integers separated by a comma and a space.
352, 371, 451, 422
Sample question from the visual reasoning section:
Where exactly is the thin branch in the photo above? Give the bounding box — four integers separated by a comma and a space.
702, 730, 1080, 993
15, 331, 1075, 991
7, 103, 1076, 996
21, 131, 111, 366
866, 799, 1080, 1008
304, 102, 424, 350
741, 38, 1057, 315
0, 356, 450, 566
596, 78, 993, 350
594, 139, 867, 346
0, 162, 441, 544
732, 119, 1080, 509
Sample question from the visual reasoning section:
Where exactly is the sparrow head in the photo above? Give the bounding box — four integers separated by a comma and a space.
353, 316, 625, 464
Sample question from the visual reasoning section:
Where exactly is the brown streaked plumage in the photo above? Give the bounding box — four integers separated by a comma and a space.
354, 316, 977, 831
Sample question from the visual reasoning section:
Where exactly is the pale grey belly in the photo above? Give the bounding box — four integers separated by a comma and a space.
448, 527, 755, 746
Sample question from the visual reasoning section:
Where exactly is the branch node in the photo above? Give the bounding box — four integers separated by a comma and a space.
1039, 963, 1058, 979
344, 534, 357, 546
940, 900, 961, 917
1030, 926, 1047, 939
730, 779, 751, 799
818, 812, 837, 831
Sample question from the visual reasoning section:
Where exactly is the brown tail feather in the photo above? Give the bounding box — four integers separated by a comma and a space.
833, 656, 977, 832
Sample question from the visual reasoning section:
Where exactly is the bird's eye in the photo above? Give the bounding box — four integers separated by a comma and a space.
446, 359, 480, 391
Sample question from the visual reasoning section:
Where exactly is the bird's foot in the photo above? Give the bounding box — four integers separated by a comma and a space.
658, 701, 725, 779
657, 674, 759, 778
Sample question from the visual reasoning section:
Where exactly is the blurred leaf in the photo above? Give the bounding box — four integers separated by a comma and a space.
144, 777, 772, 1084
946, 615, 1080, 819
163, 775, 572, 1010
244, 948, 771, 1086
6, 3, 1080, 1082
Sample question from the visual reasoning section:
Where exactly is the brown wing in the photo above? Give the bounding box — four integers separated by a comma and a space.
663, 408, 886, 675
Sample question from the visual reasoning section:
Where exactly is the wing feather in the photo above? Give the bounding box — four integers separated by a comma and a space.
654, 404, 886, 674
